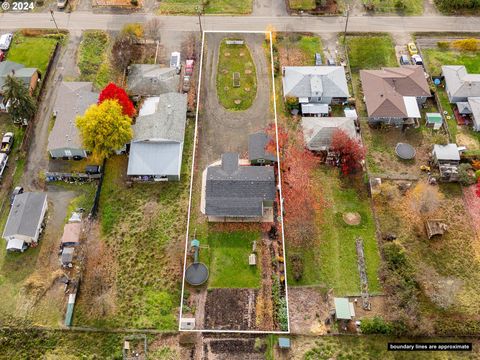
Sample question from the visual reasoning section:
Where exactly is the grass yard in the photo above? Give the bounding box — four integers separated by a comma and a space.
288, 0, 316, 11
287, 168, 381, 296
363, 0, 423, 15
207, 230, 261, 289
6, 34, 57, 75
216, 39, 257, 111
346, 35, 397, 72
74, 122, 194, 330
277, 34, 323, 67
158, 0, 252, 14
77, 31, 112, 90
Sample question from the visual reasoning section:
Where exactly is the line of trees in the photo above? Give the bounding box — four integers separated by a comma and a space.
435, 0, 480, 11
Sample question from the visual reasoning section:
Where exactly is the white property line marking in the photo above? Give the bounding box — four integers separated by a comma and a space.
179, 30, 290, 334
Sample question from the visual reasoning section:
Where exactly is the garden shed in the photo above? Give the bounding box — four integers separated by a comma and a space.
334, 297, 355, 320
425, 113, 443, 130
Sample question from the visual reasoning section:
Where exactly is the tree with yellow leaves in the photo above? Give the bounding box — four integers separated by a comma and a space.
265, 25, 277, 44
76, 99, 133, 160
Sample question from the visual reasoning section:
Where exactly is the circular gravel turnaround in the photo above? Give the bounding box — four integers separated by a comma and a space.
395, 143, 416, 160
185, 263, 209, 286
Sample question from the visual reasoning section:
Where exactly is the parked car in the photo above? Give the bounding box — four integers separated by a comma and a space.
57, 0, 68, 9
327, 58, 336, 66
399, 55, 410, 65
182, 75, 191, 93
315, 53, 322, 66
185, 59, 194, 76
411, 54, 423, 66
0, 33, 13, 51
0, 153, 8, 179
0, 50, 4, 62
1, 132, 14, 154
85, 165, 101, 175
10, 186, 24, 206
170, 52, 181, 74
407, 42, 418, 56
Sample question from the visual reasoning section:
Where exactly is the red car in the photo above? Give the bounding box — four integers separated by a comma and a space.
185, 59, 194, 76
0, 51, 4, 62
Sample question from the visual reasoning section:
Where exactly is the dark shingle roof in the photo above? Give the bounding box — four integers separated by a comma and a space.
205, 153, 276, 217
248, 132, 277, 163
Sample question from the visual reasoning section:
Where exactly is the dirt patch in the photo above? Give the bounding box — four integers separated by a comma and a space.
351, 295, 387, 319
204, 289, 257, 330
343, 212, 361, 225
288, 287, 331, 335
202, 335, 265, 360
456, 130, 480, 150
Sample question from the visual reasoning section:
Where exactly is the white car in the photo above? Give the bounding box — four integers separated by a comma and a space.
0, 33, 13, 51
170, 51, 181, 74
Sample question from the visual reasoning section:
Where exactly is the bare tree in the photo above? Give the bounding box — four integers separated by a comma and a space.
144, 18, 162, 42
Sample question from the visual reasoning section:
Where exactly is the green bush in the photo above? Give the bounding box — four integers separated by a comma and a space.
360, 316, 393, 334
458, 163, 476, 185
437, 41, 450, 49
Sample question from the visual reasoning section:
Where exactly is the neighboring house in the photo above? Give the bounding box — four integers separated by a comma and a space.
127, 92, 187, 181
467, 97, 480, 131
442, 65, 480, 103
360, 66, 430, 126
432, 143, 461, 182
47, 82, 99, 159
0, 60, 40, 112
301, 117, 358, 151
201, 153, 276, 222
282, 66, 349, 105
127, 64, 180, 97
3, 192, 48, 252
248, 132, 277, 165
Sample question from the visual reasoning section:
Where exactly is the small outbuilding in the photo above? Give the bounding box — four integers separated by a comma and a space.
61, 247, 75, 266
61, 222, 82, 248
432, 144, 461, 182
425, 219, 448, 239
3, 192, 48, 252
334, 297, 355, 321
278, 337, 291, 349
425, 113, 443, 130
301, 117, 358, 151
248, 132, 277, 165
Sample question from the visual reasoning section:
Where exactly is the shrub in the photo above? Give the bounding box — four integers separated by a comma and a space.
360, 316, 393, 334
437, 41, 450, 49
284, 96, 299, 111
451, 38, 480, 52
290, 254, 304, 281
122, 23, 144, 39
458, 163, 476, 185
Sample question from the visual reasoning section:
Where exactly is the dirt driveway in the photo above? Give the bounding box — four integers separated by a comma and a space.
197, 32, 272, 169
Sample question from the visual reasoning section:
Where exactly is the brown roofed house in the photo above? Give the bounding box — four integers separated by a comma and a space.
360, 66, 431, 126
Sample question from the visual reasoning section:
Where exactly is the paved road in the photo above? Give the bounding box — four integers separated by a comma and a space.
1, 12, 480, 32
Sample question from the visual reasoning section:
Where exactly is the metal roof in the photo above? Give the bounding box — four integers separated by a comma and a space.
442, 65, 480, 100
205, 153, 276, 217
3, 192, 47, 239
301, 103, 329, 115
127, 141, 183, 176
334, 297, 355, 320
127, 64, 179, 96
282, 66, 349, 99
433, 143, 460, 161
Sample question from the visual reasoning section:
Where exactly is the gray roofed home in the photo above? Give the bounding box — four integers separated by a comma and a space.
0, 60, 39, 92
301, 117, 358, 151
3, 192, 48, 252
432, 143, 461, 162
202, 153, 276, 221
127, 92, 187, 181
127, 64, 180, 97
282, 66, 349, 104
442, 65, 480, 103
468, 97, 480, 131
248, 132, 277, 165
47, 82, 99, 159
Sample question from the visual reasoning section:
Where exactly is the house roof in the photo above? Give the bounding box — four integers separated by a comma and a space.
205, 153, 276, 217
282, 66, 349, 99
127, 64, 179, 96
433, 143, 460, 161
456, 101, 472, 115
301, 103, 329, 115
301, 117, 357, 151
468, 97, 480, 129
442, 65, 480, 99
334, 297, 355, 320
0, 60, 38, 90
47, 82, 99, 151
248, 132, 276, 162
127, 93, 187, 177
3, 192, 47, 239
360, 66, 430, 118
426, 112, 442, 124
61, 223, 82, 245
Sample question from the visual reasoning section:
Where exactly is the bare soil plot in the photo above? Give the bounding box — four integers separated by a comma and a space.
288, 287, 331, 335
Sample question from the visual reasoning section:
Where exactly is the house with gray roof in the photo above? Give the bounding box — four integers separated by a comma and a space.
301, 117, 358, 151
201, 153, 276, 222
248, 132, 277, 165
3, 192, 48, 252
127, 64, 180, 97
47, 82, 99, 159
127, 92, 187, 181
0, 60, 40, 112
442, 65, 480, 103
282, 66, 349, 105
467, 97, 480, 132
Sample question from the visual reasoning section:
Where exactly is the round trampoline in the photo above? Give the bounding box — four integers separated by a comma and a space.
395, 143, 416, 160
185, 262, 209, 286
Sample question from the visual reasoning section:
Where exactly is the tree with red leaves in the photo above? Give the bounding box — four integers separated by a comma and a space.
98, 83, 136, 118
476, 178, 480, 198
330, 128, 366, 175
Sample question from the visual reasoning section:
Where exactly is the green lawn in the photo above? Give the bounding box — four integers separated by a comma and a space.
158, 0, 252, 14
363, 0, 423, 15
422, 48, 480, 76
77, 31, 112, 90
216, 39, 257, 111
207, 231, 261, 288
346, 35, 397, 72
297, 36, 323, 64
288, 168, 381, 296
289, 0, 316, 10
6, 34, 57, 75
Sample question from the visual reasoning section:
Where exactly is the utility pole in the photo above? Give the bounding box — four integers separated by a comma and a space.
196, 5, 203, 36
50, 10, 60, 35
343, 3, 350, 44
